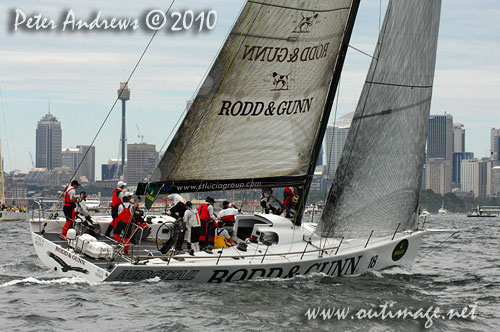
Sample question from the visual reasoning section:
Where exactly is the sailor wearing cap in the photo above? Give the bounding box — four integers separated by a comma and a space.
105, 180, 127, 237
60, 180, 80, 240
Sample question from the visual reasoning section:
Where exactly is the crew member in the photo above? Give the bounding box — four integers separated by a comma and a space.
260, 188, 280, 215
105, 181, 126, 236
198, 196, 219, 248
60, 180, 80, 240
113, 193, 136, 255
214, 220, 238, 249
77, 191, 100, 237
167, 193, 187, 220
218, 201, 239, 227
182, 201, 201, 255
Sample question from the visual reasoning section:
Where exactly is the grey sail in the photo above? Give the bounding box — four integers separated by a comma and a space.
147, 0, 357, 193
317, 0, 442, 238
0, 143, 3, 203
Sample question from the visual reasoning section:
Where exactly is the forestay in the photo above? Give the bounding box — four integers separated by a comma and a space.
317, 0, 442, 238
149, 0, 355, 193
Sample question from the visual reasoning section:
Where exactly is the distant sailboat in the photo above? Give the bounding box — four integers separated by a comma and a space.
438, 201, 448, 215
31, 0, 446, 282
0, 142, 27, 222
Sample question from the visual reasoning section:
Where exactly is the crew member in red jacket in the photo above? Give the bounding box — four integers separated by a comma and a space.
60, 180, 80, 240
105, 180, 126, 237
198, 196, 219, 248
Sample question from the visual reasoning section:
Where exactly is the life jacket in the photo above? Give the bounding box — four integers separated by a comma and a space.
219, 208, 237, 224
117, 203, 132, 223
64, 187, 76, 208
198, 203, 210, 221
214, 228, 229, 249
111, 189, 123, 207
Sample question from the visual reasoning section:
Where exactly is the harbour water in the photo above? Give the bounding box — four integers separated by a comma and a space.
0, 215, 498, 331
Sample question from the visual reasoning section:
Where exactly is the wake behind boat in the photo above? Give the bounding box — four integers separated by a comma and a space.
31, 0, 448, 283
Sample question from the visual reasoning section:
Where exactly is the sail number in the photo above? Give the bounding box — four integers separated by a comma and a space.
145, 10, 217, 32
368, 255, 378, 269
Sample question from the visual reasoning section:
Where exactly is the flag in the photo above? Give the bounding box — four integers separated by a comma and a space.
145, 184, 163, 210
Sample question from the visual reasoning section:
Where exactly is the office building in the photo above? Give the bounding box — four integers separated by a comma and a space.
452, 123, 465, 153
124, 143, 158, 185
427, 114, 453, 160
425, 158, 452, 195
101, 159, 121, 181
324, 112, 353, 181
492, 166, 500, 197
491, 128, 500, 160
461, 158, 492, 198
61, 145, 96, 182
36, 113, 62, 170
452, 152, 474, 184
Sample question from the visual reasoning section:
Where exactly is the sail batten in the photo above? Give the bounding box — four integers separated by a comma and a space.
317, 0, 442, 238
147, 0, 357, 194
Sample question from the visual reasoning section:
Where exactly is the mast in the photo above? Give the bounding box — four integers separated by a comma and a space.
294, 0, 360, 226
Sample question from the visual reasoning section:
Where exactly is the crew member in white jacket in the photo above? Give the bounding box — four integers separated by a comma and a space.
182, 201, 201, 255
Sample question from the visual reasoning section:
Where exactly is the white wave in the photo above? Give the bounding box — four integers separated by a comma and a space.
0, 276, 91, 288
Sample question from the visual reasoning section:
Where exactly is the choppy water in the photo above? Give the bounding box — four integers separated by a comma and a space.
1, 215, 498, 331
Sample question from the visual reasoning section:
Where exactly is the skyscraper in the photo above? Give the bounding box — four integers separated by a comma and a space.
427, 114, 453, 160
461, 158, 492, 198
452, 123, 465, 153
61, 145, 96, 182
491, 128, 500, 160
324, 112, 353, 181
124, 143, 158, 185
425, 158, 452, 195
452, 151, 474, 184
36, 113, 62, 170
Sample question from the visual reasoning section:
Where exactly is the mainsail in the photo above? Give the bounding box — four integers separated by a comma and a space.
147, 0, 357, 193
0, 142, 3, 203
317, 0, 442, 238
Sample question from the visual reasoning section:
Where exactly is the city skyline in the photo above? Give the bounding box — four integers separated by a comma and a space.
0, 1, 499, 179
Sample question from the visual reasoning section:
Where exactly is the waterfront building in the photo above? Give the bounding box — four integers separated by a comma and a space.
461, 158, 492, 198
425, 158, 452, 195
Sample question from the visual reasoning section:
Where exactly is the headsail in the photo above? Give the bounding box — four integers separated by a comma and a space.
145, 0, 357, 194
317, 0, 442, 238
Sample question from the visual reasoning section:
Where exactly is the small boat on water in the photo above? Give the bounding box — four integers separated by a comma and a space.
0, 144, 27, 222
30, 0, 452, 283
467, 206, 499, 218
420, 209, 431, 218
438, 201, 448, 215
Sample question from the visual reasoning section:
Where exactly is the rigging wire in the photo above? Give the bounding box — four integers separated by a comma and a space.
415, 231, 459, 263
67, 0, 177, 187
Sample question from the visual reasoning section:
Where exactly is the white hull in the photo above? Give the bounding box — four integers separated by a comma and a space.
30, 214, 425, 283
0, 210, 27, 221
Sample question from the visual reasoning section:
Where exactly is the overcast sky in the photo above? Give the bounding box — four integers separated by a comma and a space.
0, 0, 498, 178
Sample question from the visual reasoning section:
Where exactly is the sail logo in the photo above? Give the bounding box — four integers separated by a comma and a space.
218, 98, 313, 117
242, 43, 329, 63
293, 13, 319, 33
271, 72, 289, 91
391, 239, 409, 261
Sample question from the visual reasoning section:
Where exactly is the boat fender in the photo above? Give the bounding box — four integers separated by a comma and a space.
67, 229, 77, 240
